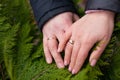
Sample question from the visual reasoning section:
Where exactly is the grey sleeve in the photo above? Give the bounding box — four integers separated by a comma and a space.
85, 0, 120, 13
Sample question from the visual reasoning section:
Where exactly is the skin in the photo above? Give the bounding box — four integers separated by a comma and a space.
58, 11, 115, 74
42, 12, 79, 68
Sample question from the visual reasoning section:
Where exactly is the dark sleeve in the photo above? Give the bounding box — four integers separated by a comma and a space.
30, 0, 78, 31
85, 0, 120, 13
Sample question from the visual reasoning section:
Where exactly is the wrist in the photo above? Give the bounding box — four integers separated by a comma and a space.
86, 10, 115, 20
98, 11, 115, 18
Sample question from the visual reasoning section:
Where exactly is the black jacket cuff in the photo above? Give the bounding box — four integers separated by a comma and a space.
30, 0, 78, 31
85, 0, 120, 13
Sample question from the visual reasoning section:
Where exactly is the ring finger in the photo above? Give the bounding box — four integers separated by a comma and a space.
64, 39, 74, 66
48, 36, 64, 68
68, 40, 81, 72
43, 37, 52, 64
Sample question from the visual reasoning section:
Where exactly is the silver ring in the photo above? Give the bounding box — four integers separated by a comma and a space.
47, 37, 56, 40
69, 39, 74, 45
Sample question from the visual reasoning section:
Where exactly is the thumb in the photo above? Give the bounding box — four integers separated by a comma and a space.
89, 38, 109, 67
57, 27, 72, 52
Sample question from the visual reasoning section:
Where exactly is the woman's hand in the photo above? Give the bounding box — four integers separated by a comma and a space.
42, 12, 79, 68
58, 11, 115, 74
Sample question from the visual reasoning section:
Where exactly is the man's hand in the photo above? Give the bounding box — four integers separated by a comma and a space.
42, 12, 79, 68
58, 11, 115, 73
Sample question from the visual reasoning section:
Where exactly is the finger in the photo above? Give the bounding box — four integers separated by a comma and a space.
72, 40, 95, 74
89, 38, 109, 67
48, 37, 64, 68
58, 28, 72, 52
57, 14, 79, 52
43, 37, 52, 64
64, 40, 74, 66
68, 41, 81, 72
56, 30, 65, 43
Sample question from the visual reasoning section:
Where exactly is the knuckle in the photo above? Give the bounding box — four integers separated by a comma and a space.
43, 42, 48, 47
44, 49, 49, 54
76, 62, 81, 67
56, 59, 62, 64
54, 57, 62, 63
50, 46, 56, 51
81, 52, 88, 57
71, 54, 76, 61
72, 55, 77, 60
43, 49, 50, 55
82, 40, 92, 45
49, 44, 57, 51
65, 44, 71, 50
79, 51, 88, 59
81, 36, 95, 45
82, 35, 97, 45
50, 51, 59, 59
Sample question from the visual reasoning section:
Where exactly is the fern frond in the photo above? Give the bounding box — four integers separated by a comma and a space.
0, 18, 19, 80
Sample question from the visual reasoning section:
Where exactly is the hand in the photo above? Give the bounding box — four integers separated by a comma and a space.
58, 11, 115, 74
42, 12, 79, 68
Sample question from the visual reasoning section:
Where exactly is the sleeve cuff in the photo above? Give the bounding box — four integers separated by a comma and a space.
85, 10, 104, 14
85, 0, 120, 13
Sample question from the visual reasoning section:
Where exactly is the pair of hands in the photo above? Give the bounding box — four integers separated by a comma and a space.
42, 11, 115, 74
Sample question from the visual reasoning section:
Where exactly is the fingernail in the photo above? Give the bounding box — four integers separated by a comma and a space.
58, 63, 64, 69
90, 59, 97, 67
68, 67, 72, 72
64, 61, 68, 66
72, 69, 76, 74
46, 58, 52, 64
57, 47, 61, 52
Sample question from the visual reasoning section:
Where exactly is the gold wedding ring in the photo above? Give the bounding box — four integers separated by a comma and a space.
69, 39, 74, 45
